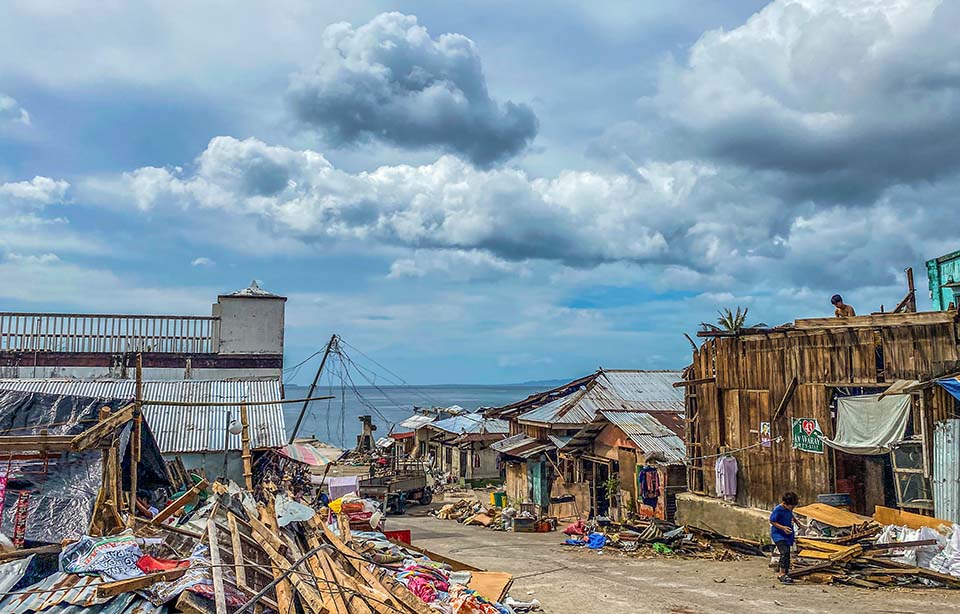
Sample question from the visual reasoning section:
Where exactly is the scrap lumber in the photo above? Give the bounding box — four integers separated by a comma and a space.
0, 544, 60, 562
375, 569, 436, 614
874, 505, 955, 531
252, 530, 329, 613
794, 503, 871, 528
152, 478, 210, 525
257, 503, 297, 614
772, 376, 798, 421
96, 568, 189, 598
227, 512, 248, 589
0, 435, 76, 452
311, 516, 399, 610
70, 403, 136, 451
860, 555, 960, 588
207, 518, 228, 614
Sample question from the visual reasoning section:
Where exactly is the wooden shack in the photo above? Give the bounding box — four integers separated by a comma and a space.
684, 311, 960, 516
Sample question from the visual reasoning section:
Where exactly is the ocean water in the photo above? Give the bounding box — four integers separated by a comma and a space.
282, 384, 546, 449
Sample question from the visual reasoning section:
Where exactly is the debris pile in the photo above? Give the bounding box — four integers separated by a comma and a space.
790, 504, 960, 589
561, 518, 763, 561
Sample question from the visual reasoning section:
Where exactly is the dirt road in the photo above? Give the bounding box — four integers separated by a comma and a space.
386, 513, 960, 613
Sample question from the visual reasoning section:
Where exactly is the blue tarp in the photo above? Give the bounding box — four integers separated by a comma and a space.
937, 377, 960, 401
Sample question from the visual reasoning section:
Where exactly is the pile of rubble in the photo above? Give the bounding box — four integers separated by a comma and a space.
0, 477, 541, 613
560, 518, 763, 561
790, 504, 960, 589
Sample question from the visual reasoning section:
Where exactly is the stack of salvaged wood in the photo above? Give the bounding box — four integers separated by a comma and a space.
791, 503, 959, 590
616, 520, 764, 560
793, 537, 960, 589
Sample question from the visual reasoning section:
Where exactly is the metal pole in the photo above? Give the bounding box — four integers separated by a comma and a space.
289, 334, 338, 443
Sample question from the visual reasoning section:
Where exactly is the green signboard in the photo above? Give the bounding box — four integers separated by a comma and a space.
792, 418, 824, 454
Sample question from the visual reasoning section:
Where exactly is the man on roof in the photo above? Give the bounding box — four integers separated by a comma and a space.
831, 294, 856, 318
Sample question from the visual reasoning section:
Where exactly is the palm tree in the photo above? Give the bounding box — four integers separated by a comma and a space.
701, 306, 767, 333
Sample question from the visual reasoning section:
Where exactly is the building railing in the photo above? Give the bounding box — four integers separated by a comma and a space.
0, 312, 220, 354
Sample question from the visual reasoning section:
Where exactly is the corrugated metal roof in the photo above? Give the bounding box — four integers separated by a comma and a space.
517, 370, 684, 427
399, 414, 436, 430
428, 413, 509, 435
600, 410, 686, 463
0, 570, 165, 613
0, 379, 284, 453
489, 433, 555, 458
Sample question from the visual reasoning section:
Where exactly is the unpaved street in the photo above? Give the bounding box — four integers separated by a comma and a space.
387, 513, 960, 614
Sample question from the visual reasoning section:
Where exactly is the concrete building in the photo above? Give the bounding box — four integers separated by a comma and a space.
0, 281, 286, 380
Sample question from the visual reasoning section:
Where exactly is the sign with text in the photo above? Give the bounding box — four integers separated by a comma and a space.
792, 418, 824, 454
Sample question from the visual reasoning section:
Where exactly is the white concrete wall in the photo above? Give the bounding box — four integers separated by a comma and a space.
215, 296, 285, 356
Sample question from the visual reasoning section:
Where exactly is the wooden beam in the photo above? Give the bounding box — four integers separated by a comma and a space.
0, 544, 60, 562
226, 512, 248, 590
311, 516, 398, 610
129, 354, 143, 525
71, 403, 136, 451
140, 396, 334, 407
672, 376, 715, 388
258, 503, 295, 614
207, 518, 228, 614
97, 568, 189, 598
793, 311, 956, 330
251, 512, 326, 614
0, 435, 76, 452
772, 376, 798, 422
240, 403, 254, 491
151, 478, 209, 525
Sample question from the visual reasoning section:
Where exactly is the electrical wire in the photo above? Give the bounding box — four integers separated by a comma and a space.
338, 339, 447, 408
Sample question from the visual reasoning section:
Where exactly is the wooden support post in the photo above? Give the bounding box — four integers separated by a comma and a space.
240, 403, 253, 491
207, 518, 228, 614
129, 354, 143, 525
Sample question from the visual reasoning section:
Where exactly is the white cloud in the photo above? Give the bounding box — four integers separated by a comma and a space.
288, 12, 538, 166
0, 253, 215, 314
0, 176, 69, 203
191, 256, 215, 267
0, 93, 30, 126
655, 0, 960, 194
92, 133, 954, 296
387, 250, 529, 281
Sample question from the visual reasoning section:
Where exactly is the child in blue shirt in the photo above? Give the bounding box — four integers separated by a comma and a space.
770, 491, 799, 584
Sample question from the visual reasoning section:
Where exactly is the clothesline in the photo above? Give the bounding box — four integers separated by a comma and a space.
683, 436, 784, 464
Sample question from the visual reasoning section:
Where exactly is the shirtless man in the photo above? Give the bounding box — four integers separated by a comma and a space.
831, 294, 856, 317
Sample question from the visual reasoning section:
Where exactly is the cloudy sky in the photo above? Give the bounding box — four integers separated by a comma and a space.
2, 0, 958, 384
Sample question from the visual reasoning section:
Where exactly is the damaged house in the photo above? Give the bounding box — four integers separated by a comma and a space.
487, 369, 685, 521
681, 310, 960, 534
0, 388, 169, 545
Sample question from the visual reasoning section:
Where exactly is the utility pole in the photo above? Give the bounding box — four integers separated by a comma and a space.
288, 334, 338, 443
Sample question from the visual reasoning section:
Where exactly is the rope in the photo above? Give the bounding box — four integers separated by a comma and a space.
684, 436, 784, 464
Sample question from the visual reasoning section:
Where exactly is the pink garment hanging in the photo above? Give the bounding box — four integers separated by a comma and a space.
715, 455, 738, 501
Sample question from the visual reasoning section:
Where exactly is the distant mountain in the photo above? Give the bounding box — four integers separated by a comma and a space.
507, 378, 569, 387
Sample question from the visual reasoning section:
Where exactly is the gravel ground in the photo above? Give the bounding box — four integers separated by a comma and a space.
386, 512, 960, 614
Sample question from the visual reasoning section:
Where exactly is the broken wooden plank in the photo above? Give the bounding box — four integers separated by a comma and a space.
97, 567, 189, 598
227, 512, 248, 590
151, 478, 209, 525
874, 505, 955, 531
257, 504, 297, 614
207, 517, 228, 614
311, 516, 398, 610
70, 403, 136, 451
772, 376, 798, 421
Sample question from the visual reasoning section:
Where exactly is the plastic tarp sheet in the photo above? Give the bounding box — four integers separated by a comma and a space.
0, 389, 169, 545
823, 393, 911, 455
937, 376, 960, 402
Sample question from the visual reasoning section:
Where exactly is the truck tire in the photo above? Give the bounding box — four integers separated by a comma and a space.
419, 490, 433, 505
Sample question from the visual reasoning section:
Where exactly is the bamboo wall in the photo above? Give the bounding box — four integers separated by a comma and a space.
688, 315, 960, 510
